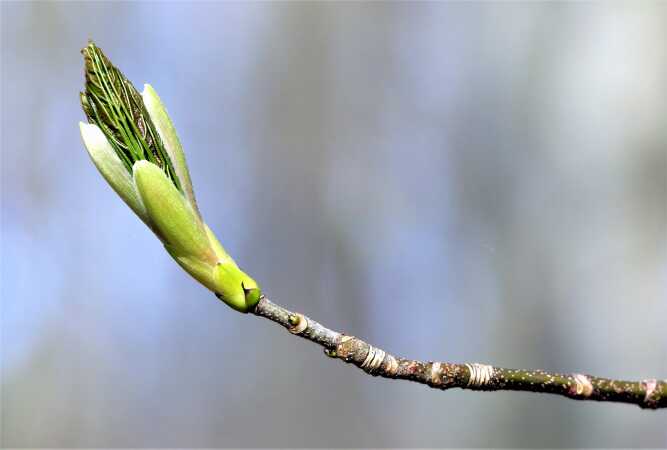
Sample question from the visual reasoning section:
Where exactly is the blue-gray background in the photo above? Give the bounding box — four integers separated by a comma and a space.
2, 1, 666, 447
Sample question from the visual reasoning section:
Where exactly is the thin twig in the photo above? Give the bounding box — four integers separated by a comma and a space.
252, 295, 666, 409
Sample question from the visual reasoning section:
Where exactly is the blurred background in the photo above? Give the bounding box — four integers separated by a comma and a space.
2, 1, 666, 447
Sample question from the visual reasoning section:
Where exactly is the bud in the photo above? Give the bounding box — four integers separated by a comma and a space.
79, 41, 260, 312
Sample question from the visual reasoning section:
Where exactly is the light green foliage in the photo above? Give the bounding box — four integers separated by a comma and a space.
79, 42, 260, 313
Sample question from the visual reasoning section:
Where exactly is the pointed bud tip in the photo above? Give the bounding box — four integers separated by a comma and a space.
132, 159, 154, 172
79, 122, 108, 151
142, 83, 155, 96
131, 160, 162, 187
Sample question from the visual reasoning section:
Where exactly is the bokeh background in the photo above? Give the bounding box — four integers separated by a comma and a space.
2, 1, 666, 447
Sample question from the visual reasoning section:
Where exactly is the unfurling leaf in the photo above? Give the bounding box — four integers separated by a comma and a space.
79, 41, 261, 313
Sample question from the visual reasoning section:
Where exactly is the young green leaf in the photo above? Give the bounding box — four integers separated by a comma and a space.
80, 42, 182, 192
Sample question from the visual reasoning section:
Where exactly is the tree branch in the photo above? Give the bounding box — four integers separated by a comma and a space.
252, 295, 666, 409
